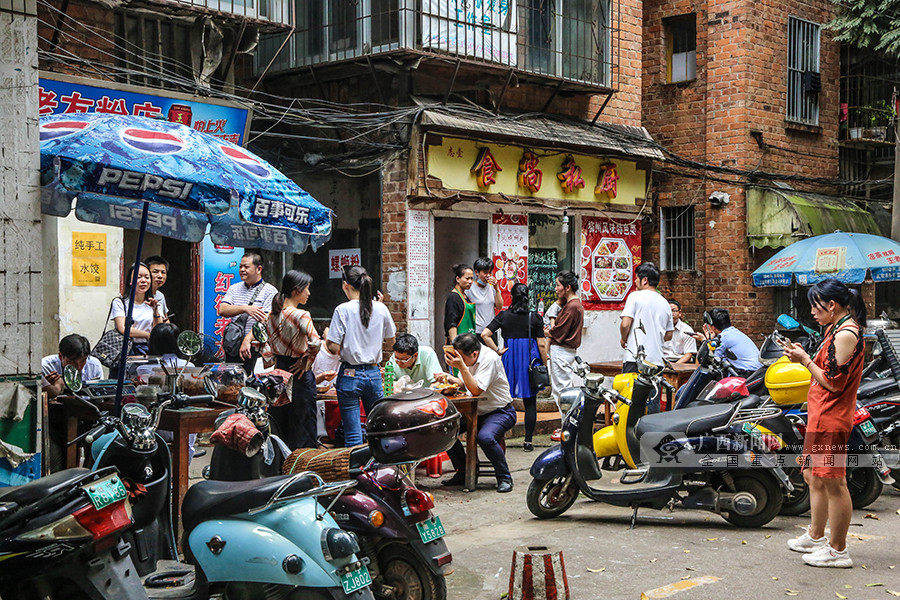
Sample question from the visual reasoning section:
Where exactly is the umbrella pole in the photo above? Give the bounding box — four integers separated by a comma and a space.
114, 203, 150, 414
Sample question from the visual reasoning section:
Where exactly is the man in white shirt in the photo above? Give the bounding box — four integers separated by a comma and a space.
662, 299, 698, 364
619, 262, 674, 399
467, 257, 503, 335
439, 333, 516, 493
218, 251, 278, 374
41, 334, 104, 399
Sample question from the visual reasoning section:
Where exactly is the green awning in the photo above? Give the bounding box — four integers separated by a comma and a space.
747, 187, 881, 249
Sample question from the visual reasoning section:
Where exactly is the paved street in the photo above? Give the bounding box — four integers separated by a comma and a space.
416, 434, 900, 600
189, 434, 900, 599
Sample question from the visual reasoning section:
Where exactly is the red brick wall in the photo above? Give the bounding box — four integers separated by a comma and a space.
643, 0, 839, 339
381, 157, 410, 335
38, 0, 115, 73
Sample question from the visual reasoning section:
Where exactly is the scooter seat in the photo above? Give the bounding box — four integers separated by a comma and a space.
635, 403, 739, 439
0, 468, 91, 505
181, 474, 317, 533
857, 378, 897, 400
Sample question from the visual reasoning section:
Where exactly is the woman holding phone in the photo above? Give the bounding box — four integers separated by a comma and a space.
326, 266, 396, 447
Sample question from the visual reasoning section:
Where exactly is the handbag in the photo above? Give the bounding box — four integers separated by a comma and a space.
92, 300, 133, 369
222, 284, 264, 357
527, 311, 550, 390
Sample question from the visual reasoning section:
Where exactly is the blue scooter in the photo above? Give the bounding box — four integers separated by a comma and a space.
65, 332, 374, 600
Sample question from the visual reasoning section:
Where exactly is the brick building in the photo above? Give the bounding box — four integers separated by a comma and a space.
249, 0, 666, 360
642, 0, 881, 339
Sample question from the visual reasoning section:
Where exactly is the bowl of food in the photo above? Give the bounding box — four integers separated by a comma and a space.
432, 382, 461, 396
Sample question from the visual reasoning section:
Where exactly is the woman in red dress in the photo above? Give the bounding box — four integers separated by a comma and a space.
783, 279, 866, 568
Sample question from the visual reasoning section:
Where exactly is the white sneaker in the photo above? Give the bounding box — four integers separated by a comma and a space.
787, 531, 827, 553
802, 544, 852, 568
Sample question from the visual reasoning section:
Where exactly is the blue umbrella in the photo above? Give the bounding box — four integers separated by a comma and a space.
752, 231, 900, 287
39, 113, 333, 409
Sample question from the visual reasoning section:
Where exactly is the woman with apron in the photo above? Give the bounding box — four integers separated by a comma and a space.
444, 263, 476, 376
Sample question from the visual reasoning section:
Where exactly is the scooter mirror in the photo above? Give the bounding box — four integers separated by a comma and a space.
63, 364, 83, 393
777, 314, 801, 331
252, 321, 268, 344
725, 349, 738, 361
177, 331, 202, 357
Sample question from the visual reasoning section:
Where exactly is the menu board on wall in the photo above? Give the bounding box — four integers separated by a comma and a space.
581, 216, 642, 311
491, 214, 528, 309
528, 248, 558, 313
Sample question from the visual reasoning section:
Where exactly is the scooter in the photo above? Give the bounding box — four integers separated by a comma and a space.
69, 331, 375, 600
0, 465, 147, 600
206, 358, 456, 600
527, 350, 793, 527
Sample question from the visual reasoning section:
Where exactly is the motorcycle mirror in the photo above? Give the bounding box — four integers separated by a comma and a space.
725, 349, 738, 361
177, 331, 202, 357
776, 314, 801, 331
252, 321, 268, 344
63, 364, 83, 393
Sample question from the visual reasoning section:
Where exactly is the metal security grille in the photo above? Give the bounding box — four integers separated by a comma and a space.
661, 206, 695, 271
257, 0, 615, 89
787, 16, 820, 125
114, 13, 194, 88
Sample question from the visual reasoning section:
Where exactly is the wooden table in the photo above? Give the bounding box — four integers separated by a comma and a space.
448, 395, 479, 491
589, 361, 698, 409
52, 397, 227, 537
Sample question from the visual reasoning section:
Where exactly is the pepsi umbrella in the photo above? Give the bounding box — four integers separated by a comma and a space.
40, 112, 333, 408
752, 231, 900, 287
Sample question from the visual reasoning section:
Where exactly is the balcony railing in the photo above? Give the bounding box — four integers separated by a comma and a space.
149, 0, 291, 26
257, 0, 616, 89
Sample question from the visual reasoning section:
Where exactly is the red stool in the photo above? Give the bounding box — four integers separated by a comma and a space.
424, 451, 449, 478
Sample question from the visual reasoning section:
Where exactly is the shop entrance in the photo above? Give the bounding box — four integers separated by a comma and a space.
433, 217, 488, 347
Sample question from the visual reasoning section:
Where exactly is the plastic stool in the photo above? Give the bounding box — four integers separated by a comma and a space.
425, 452, 449, 478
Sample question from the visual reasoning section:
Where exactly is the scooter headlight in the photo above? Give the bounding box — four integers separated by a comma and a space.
321, 528, 359, 561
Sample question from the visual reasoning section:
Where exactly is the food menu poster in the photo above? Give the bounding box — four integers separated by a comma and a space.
528, 248, 558, 313
492, 214, 528, 309
581, 216, 642, 311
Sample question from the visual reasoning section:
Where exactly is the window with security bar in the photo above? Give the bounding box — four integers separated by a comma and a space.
787, 16, 821, 126
114, 13, 193, 88
660, 206, 695, 271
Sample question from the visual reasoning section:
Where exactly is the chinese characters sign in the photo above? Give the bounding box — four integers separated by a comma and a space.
471, 148, 502, 188
329, 249, 362, 279
421, 0, 517, 66
201, 237, 242, 345
581, 216, 642, 311
72, 232, 106, 286
595, 163, 619, 199
814, 247, 846, 274
557, 155, 585, 194
39, 76, 250, 145
492, 214, 528, 309
518, 152, 543, 193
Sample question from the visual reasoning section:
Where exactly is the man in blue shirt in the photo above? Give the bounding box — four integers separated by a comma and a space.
699, 308, 763, 376
41, 334, 104, 399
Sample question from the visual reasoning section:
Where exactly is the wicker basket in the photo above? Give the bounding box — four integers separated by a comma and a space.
282, 446, 362, 482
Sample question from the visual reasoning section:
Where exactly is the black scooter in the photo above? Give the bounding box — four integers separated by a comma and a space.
527, 352, 793, 527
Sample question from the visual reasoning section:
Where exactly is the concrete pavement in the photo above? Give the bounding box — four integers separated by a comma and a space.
418, 434, 900, 600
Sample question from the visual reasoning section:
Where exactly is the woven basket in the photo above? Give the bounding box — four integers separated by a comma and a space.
282, 446, 362, 482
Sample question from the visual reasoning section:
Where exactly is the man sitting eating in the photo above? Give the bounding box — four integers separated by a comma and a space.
437, 333, 516, 493
386, 333, 442, 387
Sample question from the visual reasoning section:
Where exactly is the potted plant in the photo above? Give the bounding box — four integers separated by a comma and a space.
861, 99, 894, 141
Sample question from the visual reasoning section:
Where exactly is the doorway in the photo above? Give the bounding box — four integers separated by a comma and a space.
433, 217, 488, 348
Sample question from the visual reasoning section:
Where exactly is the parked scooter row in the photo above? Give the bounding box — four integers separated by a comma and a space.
527, 351, 794, 527
206, 362, 459, 600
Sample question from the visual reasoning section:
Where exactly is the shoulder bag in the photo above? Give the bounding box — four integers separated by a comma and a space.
92, 299, 133, 369
527, 311, 550, 390
222, 283, 265, 357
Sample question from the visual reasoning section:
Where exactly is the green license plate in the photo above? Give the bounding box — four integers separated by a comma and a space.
340, 565, 371, 594
84, 476, 128, 510
860, 419, 877, 437
415, 516, 446, 544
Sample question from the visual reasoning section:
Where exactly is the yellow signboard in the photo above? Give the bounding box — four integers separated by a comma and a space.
427, 136, 647, 206
72, 232, 107, 287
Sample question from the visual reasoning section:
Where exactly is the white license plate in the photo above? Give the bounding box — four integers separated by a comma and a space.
340, 565, 371, 594
415, 516, 446, 544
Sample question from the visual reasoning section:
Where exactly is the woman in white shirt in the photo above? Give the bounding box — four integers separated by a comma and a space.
109, 263, 163, 377
326, 266, 396, 447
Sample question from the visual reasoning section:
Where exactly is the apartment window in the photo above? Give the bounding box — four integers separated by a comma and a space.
664, 14, 696, 83
115, 13, 193, 88
660, 206, 695, 271
787, 16, 821, 125
524, 0, 611, 86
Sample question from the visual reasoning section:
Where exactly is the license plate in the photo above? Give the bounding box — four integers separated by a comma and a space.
859, 419, 877, 437
416, 516, 446, 544
340, 565, 371, 594
84, 476, 128, 510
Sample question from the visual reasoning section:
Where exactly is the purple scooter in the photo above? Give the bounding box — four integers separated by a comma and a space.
208, 381, 459, 600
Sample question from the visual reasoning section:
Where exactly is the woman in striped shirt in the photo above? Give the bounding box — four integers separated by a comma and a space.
262, 270, 321, 449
